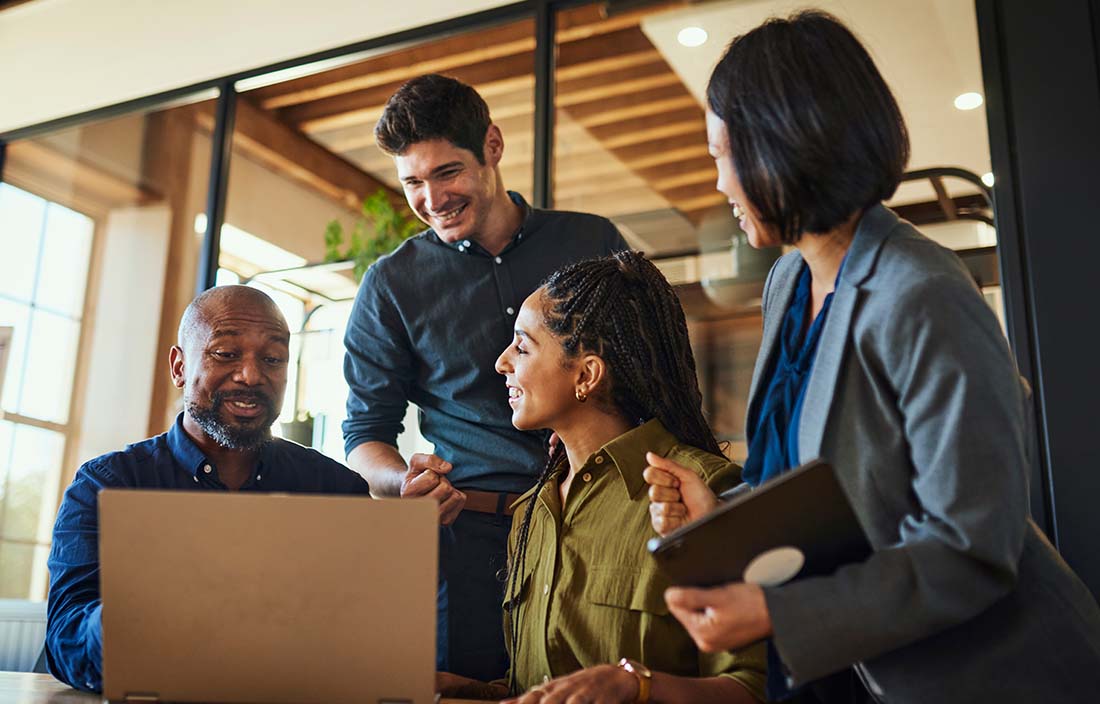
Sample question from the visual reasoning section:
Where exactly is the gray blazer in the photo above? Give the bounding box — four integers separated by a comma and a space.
755, 205, 1100, 703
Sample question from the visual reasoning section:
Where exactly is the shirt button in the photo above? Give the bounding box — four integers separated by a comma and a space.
506, 306, 515, 315
594, 456, 604, 465
203, 464, 213, 474
462, 240, 471, 247
543, 583, 550, 595
494, 256, 503, 264
256, 474, 262, 481
582, 473, 592, 483
193, 476, 199, 483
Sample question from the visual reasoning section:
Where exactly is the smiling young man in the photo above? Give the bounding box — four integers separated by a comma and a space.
342, 74, 627, 681
45, 286, 370, 693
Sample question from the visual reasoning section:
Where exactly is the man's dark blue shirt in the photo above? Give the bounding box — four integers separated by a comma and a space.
45, 414, 370, 692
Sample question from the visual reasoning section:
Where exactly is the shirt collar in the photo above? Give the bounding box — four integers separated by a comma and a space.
166, 412, 211, 477
430, 191, 541, 255
598, 418, 679, 500
511, 418, 679, 511
166, 412, 276, 480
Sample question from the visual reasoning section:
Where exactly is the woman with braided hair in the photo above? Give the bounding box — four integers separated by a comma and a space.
435, 249, 766, 702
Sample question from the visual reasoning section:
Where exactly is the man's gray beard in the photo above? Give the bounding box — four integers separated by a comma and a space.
187, 400, 273, 451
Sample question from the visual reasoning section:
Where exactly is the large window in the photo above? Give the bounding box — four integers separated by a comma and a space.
0, 96, 213, 598
0, 184, 93, 599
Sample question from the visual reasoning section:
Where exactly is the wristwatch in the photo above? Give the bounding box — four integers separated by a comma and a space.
617, 658, 652, 704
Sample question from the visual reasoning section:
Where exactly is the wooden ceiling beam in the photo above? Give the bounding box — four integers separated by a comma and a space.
254, 20, 536, 109
278, 51, 535, 130
199, 98, 403, 214
662, 182, 724, 203
637, 157, 717, 182
558, 67, 681, 109
283, 27, 666, 132
576, 95, 700, 129
255, 12, 662, 110
599, 119, 703, 150
676, 192, 727, 213
4, 139, 156, 213
586, 106, 701, 140
652, 167, 716, 191
555, 2, 679, 41
557, 49, 662, 82
612, 132, 705, 165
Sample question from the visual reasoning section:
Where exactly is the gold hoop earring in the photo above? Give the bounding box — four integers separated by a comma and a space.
575, 389, 587, 403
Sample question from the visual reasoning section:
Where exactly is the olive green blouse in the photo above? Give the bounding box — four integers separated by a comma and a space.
502, 419, 767, 700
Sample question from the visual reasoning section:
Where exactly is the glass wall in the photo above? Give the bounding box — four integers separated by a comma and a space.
0, 96, 213, 598
0, 0, 1007, 597
216, 17, 537, 461
553, 0, 996, 458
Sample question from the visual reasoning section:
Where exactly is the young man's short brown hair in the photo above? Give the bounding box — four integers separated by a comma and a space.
375, 74, 492, 164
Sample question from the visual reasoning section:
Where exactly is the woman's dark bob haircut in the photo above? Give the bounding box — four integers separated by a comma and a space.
707, 10, 910, 243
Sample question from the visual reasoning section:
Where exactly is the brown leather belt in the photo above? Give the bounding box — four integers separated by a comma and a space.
462, 489, 524, 516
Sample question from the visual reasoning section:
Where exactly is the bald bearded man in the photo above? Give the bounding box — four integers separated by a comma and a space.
45, 286, 370, 693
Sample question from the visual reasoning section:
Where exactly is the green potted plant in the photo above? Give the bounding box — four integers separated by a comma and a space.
324, 189, 420, 282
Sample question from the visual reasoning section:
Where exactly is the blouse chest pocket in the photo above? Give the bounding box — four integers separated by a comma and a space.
584, 565, 670, 616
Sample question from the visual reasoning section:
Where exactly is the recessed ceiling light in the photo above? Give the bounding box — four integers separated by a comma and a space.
981, 172, 995, 187
954, 92, 984, 111
678, 26, 708, 48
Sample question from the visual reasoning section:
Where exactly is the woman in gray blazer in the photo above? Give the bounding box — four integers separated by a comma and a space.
645, 10, 1100, 704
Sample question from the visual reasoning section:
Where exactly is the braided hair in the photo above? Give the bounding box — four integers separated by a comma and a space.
505, 250, 720, 693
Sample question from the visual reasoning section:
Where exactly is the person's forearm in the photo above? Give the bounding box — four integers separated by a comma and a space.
347, 441, 407, 497
650, 674, 760, 704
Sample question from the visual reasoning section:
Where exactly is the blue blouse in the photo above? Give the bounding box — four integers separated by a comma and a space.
742, 257, 847, 701
742, 259, 844, 487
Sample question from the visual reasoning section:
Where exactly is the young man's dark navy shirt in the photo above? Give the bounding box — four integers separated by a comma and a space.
342, 192, 627, 492
45, 413, 370, 692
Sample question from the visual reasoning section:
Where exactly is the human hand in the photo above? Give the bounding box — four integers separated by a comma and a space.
643, 452, 719, 536
664, 581, 772, 652
501, 665, 637, 704
401, 453, 465, 525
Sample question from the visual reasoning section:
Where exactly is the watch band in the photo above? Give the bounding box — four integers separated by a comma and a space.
617, 658, 652, 704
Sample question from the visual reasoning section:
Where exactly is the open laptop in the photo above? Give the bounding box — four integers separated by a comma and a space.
98, 490, 437, 704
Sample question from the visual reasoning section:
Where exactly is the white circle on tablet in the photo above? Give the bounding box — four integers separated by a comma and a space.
742, 546, 805, 586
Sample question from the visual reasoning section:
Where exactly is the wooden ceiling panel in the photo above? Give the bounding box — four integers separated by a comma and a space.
252, 20, 536, 109
278, 51, 535, 130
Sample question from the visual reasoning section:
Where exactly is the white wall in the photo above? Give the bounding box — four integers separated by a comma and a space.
0, 0, 510, 135
75, 205, 171, 464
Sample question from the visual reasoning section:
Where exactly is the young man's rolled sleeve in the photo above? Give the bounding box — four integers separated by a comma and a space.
342, 264, 416, 455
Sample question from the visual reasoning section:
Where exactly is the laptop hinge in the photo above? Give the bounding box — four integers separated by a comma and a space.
123, 693, 159, 702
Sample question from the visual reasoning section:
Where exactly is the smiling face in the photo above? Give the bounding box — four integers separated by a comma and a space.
172, 293, 290, 451
395, 127, 504, 244
494, 289, 586, 432
705, 108, 782, 249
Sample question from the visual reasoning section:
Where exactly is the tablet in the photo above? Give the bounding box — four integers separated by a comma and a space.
647, 459, 871, 587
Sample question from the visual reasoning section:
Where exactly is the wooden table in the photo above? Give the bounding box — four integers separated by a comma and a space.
0, 672, 482, 703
